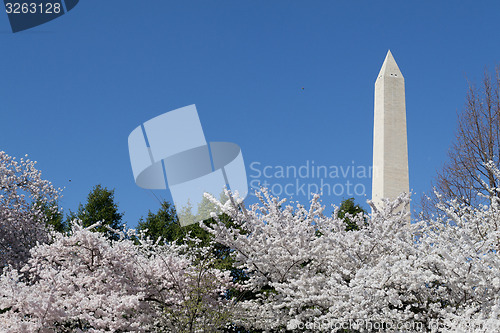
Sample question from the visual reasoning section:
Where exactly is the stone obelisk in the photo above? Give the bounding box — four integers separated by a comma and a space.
372, 50, 410, 213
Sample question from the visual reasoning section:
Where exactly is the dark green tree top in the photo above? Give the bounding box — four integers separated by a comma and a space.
137, 200, 212, 246
68, 184, 124, 239
337, 197, 367, 231
41, 201, 66, 233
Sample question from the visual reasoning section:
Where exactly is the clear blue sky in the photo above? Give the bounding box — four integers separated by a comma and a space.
1, 1, 499, 227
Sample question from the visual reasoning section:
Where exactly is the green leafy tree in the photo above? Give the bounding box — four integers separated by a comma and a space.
177, 200, 197, 228
337, 197, 367, 231
68, 185, 124, 240
41, 201, 66, 233
138, 200, 210, 246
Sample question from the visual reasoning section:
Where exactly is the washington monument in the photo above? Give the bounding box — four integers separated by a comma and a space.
372, 50, 410, 212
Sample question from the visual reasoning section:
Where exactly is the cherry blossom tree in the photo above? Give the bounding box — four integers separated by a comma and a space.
0, 151, 61, 270
201, 183, 500, 332
0, 222, 234, 332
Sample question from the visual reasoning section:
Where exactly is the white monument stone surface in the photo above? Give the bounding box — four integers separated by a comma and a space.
372, 50, 410, 212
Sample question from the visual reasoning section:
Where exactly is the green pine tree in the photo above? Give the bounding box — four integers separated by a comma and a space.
337, 197, 367, 231
68, 184, 124, 240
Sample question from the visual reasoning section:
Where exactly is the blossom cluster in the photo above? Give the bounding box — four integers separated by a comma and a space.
202, 187, 500, 332
0, 151, 60, 269
0, 223, 234, 332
